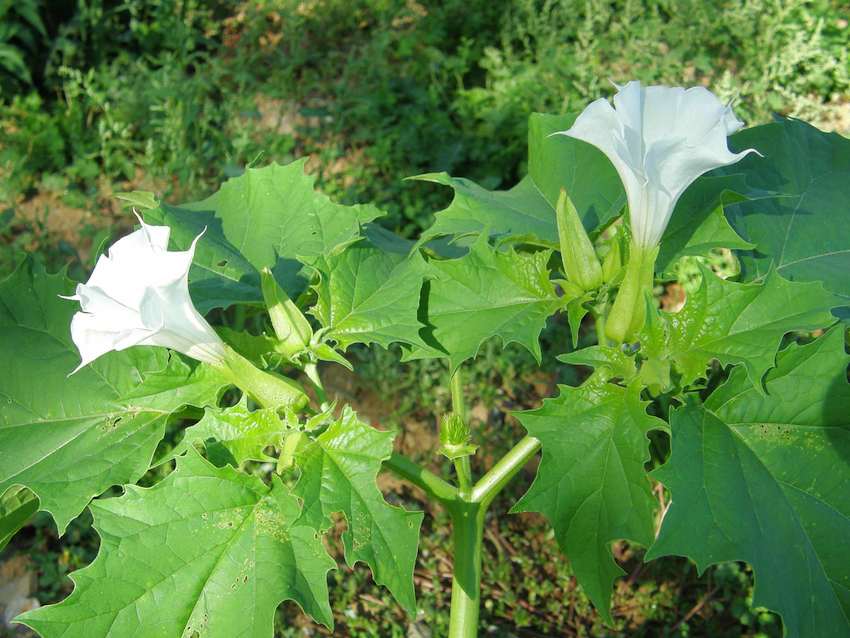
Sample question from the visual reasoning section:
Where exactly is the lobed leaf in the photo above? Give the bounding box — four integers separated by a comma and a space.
641, 265, 841, 388
649, 326, 850, 637
147, 160, 384, 311
0, 260, 227, 532
19, 451, 335, 637
404, 238, 560, 369
721, 118, 850, 301
513, 376, 667, 619
308, 243, 428, 350
167, 401, 284, 467
293, 409, 423, 613
416, 113, 625, 247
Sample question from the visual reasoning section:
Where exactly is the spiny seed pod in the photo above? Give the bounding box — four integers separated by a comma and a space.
438, 413, 477, 460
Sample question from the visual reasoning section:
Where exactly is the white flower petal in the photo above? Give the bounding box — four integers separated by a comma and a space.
557, 80, 757, 248
66, 218, 225, 372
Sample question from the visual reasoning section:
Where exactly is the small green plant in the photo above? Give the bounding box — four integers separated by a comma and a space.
2, 81, 849, 638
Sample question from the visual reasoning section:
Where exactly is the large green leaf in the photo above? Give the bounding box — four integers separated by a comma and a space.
148, 160, 384, 310
405, 239, 560, 370
308, 243, 427, 350
656, 174, 753, 275
720, 118, 850, 301
0, 260, 228, 532
415, 174, 556, 246
416, 113, 625, 246
641, 265, 841, 388
649, 326, 850, 637
168, 401, 284, 467
527, 112, 626, 234
145, 203, 264, 313
19, 451, 335, 637
293, 409, 423, 613
513, 376, 666, 619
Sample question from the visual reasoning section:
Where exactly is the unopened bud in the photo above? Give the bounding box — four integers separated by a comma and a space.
261, 268, 313, 359
556, 188, 603, 291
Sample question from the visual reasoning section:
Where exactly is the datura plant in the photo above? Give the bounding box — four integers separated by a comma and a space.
2, 81, 849, 638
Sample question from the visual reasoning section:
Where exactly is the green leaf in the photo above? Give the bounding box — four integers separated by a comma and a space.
415, 113, 625, 247
184, 160, 383, 287
19, 451, 335, 637
656, 174, 753, 276
721, 118, 850, 301
309, 243, 427, 350
147, 160, 384, 311
0, 260, 228, 532
649, 327, 850, 637
527, 113, 626, 234
114, 190, 159, 210
513, 377, 666, 619
145, 202, 264, 313
641, 265, 841, 388
0, 486, 38, 552
405, 239, 560, 370
414, 173, 557, 247
169, 401, 284, 467
293, 409, 423, 613
557, 346, 637, 382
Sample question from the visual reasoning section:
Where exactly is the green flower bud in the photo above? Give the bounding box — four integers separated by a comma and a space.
261, 267, 313, 359
556, 188, 603, 292
438, 413, 477, 461
221, 346, 309, 411
605, 242, 658, 343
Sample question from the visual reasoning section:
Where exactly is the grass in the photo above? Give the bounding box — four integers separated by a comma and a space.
1, 1, 847, 636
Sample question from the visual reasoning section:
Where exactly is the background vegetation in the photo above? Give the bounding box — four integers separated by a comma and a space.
1, 1, 848, 636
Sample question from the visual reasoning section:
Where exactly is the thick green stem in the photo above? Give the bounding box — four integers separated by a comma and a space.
447, 434, 542, 636
594, 310, 608, 348
450, 368, 466, 421
383, 453, 458, 504
470, 435, 541, 508
449, 368, 473, 495
447, 501, 485, 638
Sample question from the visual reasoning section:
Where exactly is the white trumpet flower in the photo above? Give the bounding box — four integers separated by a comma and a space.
65, 215, 227, 373
557, 80, 757, 248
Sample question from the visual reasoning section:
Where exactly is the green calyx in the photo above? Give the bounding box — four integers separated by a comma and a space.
601, 231, 623, 284
261, 267, 313, 360
605, 242, 658, 344
439, 413, 478, 461
556, 188, 603, 292
219, 346, 309, 411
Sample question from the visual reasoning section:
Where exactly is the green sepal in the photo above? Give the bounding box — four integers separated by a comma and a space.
606, 243, 658, 343
220, 347, 309, 411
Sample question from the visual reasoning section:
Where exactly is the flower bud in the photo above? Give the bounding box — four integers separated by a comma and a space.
556, 188, 603, 292
438, 413, 477, 460
261, 268, 313, 359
